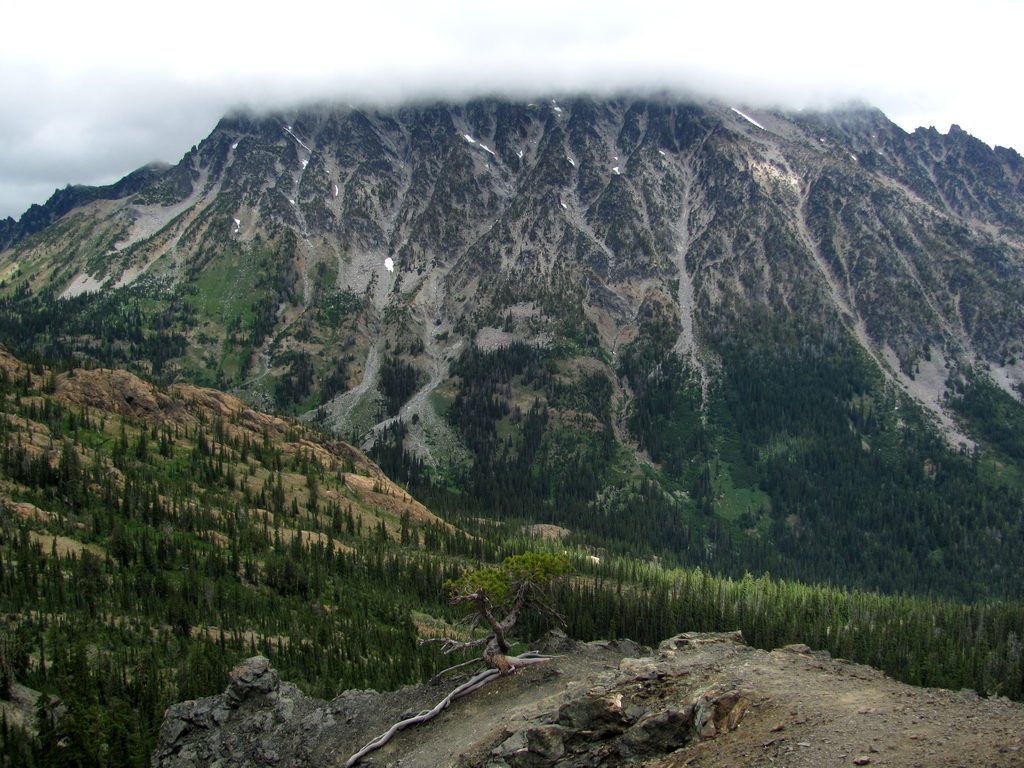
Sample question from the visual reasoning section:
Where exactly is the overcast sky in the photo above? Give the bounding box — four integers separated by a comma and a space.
2, 0, 1022, 220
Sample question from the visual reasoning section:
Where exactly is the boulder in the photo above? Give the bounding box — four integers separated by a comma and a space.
225, 657, 280, 707
620, 707, 694, 755
691, 688, 753, 739
494, 725, 566, 767
151, 657, 335, 768
558, 692, 633, 734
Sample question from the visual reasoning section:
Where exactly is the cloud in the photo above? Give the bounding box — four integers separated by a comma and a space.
2, 0, 1023, 219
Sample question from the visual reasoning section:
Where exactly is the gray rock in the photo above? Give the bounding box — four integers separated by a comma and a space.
658, 631, 745, 652
691, 688, 753, 739
558, 692, 632, 733
536, 629, 582, 654
151, 656, 341, 768
225, 657, 279, 707
495, 725, 566, 767
620, 708, 694, 755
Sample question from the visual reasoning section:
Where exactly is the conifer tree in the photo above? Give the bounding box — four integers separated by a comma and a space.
434, 552, 570, 673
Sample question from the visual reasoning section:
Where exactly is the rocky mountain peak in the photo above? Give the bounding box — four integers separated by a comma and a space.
2, 96, 1024, 599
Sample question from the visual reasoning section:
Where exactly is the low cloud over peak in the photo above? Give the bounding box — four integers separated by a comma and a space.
3, 0, 1022, 219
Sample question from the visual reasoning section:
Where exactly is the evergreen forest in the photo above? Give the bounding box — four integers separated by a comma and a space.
0, 347, 1021, 767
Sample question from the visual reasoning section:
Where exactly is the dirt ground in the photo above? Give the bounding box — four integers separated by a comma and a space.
150, 632, 1024, 768
649, 642, 1024, 768
343, 635, 1024, 768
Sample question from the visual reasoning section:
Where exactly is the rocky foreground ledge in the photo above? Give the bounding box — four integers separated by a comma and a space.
152, 632, 1024, 768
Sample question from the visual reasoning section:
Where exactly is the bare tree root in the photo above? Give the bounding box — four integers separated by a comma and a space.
428, 649, 557, 683
344, 654, 555, 767
344, 668, 497, 767
428, 656, 485, 684
419, 637, 487, 654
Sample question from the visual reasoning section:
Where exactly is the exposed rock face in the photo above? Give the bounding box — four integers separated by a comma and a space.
0, 162, 186, 252
152, 656, 345, 768
4, 98, 1024, 601
150, 632, 1024, 768
5, 98, 1023, 441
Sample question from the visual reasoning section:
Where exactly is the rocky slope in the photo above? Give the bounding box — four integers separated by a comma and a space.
0, 344, 448, 542
3, 98, 1022, 449
151, 631, 1024, 768
3, 97, 1024, 598
0, 343, 479, 765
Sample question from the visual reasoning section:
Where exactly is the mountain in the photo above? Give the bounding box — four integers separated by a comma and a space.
0, 344, 453, 545
0, 162, 190, 254
1, 96, 1024, 599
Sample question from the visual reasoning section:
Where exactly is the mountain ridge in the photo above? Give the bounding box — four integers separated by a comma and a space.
2, 95, 1023, 599
6, 98, 1022, 399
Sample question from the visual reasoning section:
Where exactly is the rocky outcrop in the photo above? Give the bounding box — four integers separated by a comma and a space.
56, 368, 190, 425
152, 657, 342, 767
0, 162, 186, 252
150, 632, 1024, 768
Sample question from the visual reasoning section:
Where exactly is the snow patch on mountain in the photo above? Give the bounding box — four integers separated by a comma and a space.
283, 126, 312, 153
462, 134, 496, 156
